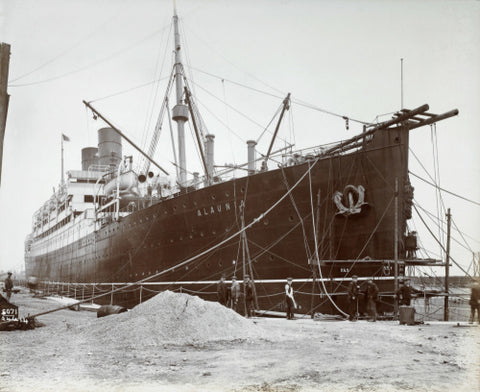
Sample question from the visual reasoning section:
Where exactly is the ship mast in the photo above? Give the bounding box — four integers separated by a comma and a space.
171, 8, 189, 186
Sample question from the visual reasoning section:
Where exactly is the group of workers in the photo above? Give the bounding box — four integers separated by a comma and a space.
347, 276, 418, 322
217, 274, 256, 317
347, 276, 380, 322
217, 275, 297, 319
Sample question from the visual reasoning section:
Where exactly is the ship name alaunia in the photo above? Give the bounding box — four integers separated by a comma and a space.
197, 202, 231, 217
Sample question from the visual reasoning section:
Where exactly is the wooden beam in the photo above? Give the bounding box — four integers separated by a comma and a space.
0, 42, 11, 187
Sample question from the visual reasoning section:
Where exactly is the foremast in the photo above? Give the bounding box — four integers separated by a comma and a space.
171, 9, 189, 186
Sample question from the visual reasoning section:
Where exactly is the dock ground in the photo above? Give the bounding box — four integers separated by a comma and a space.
1, 291, 479, 392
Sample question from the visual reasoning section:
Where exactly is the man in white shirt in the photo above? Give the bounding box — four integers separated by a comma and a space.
285, 277, 296, 320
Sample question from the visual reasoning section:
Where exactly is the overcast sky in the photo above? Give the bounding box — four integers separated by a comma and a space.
1, 0, 479, 277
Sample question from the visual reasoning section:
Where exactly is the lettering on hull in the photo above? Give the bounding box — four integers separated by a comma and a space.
197, 202, 231, 217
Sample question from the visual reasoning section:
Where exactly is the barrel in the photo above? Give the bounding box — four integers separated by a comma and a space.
399, 305, 415, 325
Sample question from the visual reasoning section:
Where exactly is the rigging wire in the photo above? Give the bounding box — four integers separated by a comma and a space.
140, 22, 173, 154
9, 10, 125, 83
409, 171, 480, 207
182, 23, 286, 97
9, 24, 171, 88
413, 201, 477, 253
187, 65, 370, 125
89, 76, 171, 103
187, 78, 290, 147
221, 78, 236, 163
413, 204, 473, 279
430, 124, 445, 258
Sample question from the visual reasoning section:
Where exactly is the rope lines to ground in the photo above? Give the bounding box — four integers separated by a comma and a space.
414, 201, 479, 253
413, 204, 473, 279
308, 160, 348, 317
409, 171, 480, 207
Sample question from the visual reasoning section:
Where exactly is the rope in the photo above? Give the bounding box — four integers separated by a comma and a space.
409, 171, 480, 207
308, 161, 349, 317
413, 204, 473, 279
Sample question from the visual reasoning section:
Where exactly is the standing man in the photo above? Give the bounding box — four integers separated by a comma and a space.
397, 279, 413, 306
285, 277, 297, 320
217, 274, 229, 306
230, 276, 241, 312
347, 275, 359, 321
365, 279, 379, 322
4, 272, 13, 301
469, 281, 480, 324
244, 275, 255, 318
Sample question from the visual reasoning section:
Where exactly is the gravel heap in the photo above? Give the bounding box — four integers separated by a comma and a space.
77, 291, 269, 345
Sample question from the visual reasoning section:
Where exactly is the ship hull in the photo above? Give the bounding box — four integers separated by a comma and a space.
25, 126, 410, 315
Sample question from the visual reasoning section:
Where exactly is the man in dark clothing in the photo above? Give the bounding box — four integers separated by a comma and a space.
244, 275, 255, 318
4, 272, 13, 301
469, 282, 480, 324
347, 275, 359, 321
365, 279, 379, 322
397, 279, 414, 306
217, 274, 229, 306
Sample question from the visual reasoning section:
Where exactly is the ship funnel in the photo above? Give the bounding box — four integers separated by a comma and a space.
81, 147, 98, 171
98, 127, 122, 169
205, 134, 215, 182
247, 140, 257, 175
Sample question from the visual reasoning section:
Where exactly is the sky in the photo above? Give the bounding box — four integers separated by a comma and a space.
0, 0, 479, 278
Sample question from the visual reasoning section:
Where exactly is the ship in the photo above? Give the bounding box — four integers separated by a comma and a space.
24, 11, 458, 317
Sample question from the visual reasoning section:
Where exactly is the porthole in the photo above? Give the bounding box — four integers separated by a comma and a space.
173, 206, 177, 212
289, 215, 294, 222
225, 191, 230, 197
183, 203, 187, 208
240, 187, 245, 193
269, 255, 274, 261
211, 194, 216, 200
200, 232, 204, 237
219, 261, 223, 267
193, 201, 198, 206
212, 230, 216, 235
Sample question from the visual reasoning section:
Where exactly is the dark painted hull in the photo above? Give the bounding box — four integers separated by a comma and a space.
26, 126, 410, 315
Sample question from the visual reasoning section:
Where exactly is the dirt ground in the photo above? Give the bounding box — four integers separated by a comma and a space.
1, 291, 479, 392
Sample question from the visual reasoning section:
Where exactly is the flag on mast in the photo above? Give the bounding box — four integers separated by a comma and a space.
62, 133, 70, 142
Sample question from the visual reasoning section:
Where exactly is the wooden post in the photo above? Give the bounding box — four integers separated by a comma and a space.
92, 285, 95, 304
444, 208, 451, 321
394, 178, 399, 315
139, 284, 143, 304
0, 43, 11, 187
110, 283, 114, 305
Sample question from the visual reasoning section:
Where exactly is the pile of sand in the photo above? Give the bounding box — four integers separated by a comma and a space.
76, 291, 270, 345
